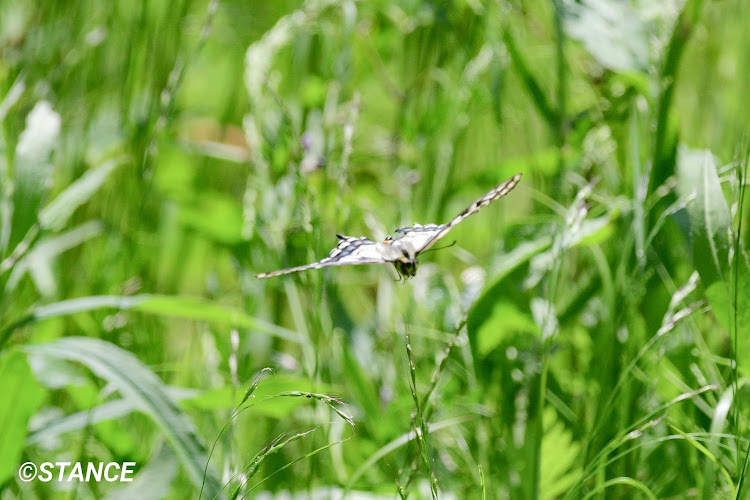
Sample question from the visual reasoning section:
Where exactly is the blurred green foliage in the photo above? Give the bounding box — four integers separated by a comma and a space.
1, 0, 749, 498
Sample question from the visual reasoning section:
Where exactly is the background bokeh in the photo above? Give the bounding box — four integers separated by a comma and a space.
1, 0, 749, 498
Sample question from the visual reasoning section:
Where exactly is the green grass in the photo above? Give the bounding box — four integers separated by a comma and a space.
1, 0, 749, 498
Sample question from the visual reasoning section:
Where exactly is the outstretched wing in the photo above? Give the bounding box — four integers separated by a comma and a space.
394, 173, 522, 253
392, 223, 446, 251
256, 235, 387, 279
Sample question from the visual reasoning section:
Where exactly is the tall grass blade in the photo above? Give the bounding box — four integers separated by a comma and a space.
26, 337, 223, 498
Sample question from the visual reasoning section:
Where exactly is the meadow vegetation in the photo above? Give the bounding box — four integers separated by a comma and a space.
0, 0, 748, 498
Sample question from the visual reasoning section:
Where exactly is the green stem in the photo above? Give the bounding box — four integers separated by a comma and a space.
649, 0, 705, 197
534, 3, 567, 497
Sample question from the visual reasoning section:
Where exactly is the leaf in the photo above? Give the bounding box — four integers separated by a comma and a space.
676, 146, 731, 287
526, 213, 612, 290
502, 29, 557, 128
468, 234, 552, 354
26, 337, 223, 499
39, 156, 126, 231
563, 0, 648, 72
1, 294, 300, 348
25, 386, 198, 449
705, 261, 750, 373
104, 445, 178, 500
27, 398, 134, 448
540, 409, 582, 499
179, 192, 244, 245
130, 295, 299, 342
6, 220, 103, 295
0, 349, 46, 486
9, 101, 61, 247
474, 301, 538, 357
469, 213, 613, 352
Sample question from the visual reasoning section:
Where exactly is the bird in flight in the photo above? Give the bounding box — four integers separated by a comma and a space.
256, 173, 522, 279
